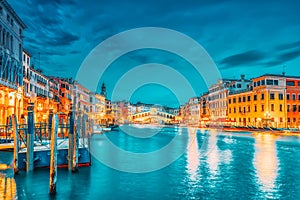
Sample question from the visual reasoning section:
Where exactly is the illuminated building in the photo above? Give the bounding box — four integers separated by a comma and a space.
228, 74, 286, 128
28, 68, 50, 122
209, 75, 250, 125
187, 97, 200, 126
48, 78, 60, 113
285, 76, 300, 128
0, 0, 26, 124
89, 92, 106, 124
199, 92, 210, 126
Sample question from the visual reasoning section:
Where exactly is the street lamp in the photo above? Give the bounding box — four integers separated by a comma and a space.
37, 103, 43, 111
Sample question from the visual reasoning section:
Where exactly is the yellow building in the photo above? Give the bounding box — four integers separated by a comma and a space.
228, 74, 286, 128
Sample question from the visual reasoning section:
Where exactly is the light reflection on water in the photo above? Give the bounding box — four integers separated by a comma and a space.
253, 133, 279, 195
186, 128, 200, 181
0, 127, 299, 199
0, 171, 16, 200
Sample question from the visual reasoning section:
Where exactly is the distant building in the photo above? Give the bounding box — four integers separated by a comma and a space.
199, 92, 210, 126
89, 92, 106, 124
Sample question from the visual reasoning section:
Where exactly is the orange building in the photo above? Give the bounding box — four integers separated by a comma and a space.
50, 78, 73, 124
285, 76, 300, 128
228, 74, 287, 128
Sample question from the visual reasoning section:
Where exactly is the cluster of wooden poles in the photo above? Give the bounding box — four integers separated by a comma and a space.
10, 103, 89, 195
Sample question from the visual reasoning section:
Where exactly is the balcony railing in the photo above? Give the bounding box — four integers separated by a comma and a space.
0, 78, 18, 90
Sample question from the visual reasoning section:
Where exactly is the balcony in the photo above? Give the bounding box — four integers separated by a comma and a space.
0, 78, 17, 90
36, 93, 47, 98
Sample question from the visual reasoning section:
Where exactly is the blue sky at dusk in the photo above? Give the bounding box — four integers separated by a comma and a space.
9, 0, 300, 107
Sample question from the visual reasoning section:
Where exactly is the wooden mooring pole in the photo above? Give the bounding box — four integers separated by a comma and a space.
12, 114, 19, 175
49, 112, 58, 195
68, 106, 74, 171
27, 103, 35, 172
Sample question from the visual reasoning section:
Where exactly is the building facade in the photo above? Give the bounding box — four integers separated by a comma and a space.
286, 76, 300, 128
228, 74, 287, 128
209, 75, 250, 125
0, 0, 26, 124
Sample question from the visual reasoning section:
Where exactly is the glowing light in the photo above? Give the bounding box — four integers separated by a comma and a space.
253, 133, 278, 193
186, 128, 200, 181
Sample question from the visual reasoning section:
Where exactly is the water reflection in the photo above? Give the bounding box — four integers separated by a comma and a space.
253, 133, 278, 193
0, 172, 16, 200
206, 131, 220, 176
186, 127, 200, 181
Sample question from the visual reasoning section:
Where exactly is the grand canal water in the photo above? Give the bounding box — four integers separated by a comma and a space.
1, 126, 300, 199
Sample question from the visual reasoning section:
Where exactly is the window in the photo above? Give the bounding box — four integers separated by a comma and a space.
254, 82, 257, 87
261, 80, 265, 85
254, 95, 257, 101
247, 96, 251, 101
238, 97, 241, 103
287, 94, 290, 100
239, 107, 242, 113
293, 94, 296, 100
298, 105, 300, 112
287, 81, 295, 86
243, 107, 246, 113
270, 93, 275, 100
234, 107, 236, 113
233, 98, 236, 103
266, 79, 273, 85
293, 105, 297, 112
294, 118, 297, 123
229, 108, 231, 114
287, 105, 290, 112
248, 106, 250, 112
261, 93, 265, 100
274, 80, 279, 86
261, 105, 264, 112
288, 118, 290, 123
254, 105, 257, 112
298, 82, 300, 87
279, 93, 284, 100
280, 104, 283, 112
271, 104, 275, 111
243, 96, 246, 102
298, 94, 300, 101
280, 118, 283, 123
229, 99, 232, 104
257, 81, 261, 86
237, 84, 242, 88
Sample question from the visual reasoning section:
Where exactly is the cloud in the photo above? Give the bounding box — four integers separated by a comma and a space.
51, 31, 80, 46
261, 46, 300, 68
275, 40, 300, 51
219, 50, 266, 69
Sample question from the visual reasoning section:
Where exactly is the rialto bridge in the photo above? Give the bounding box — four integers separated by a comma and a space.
132, 110, 176, 124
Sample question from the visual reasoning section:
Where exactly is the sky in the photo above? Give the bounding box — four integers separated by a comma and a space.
8, 0, 300, 107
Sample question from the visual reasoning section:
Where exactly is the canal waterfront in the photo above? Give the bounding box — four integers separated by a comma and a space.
0, 126, 300, 199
